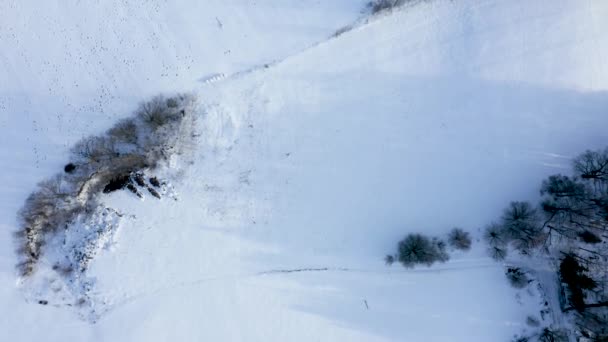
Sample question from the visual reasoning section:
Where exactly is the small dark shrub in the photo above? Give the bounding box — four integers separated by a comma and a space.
126, 183, 142, 198
132, 172, 146, 187
578, 230, 602, 244
537, 327, 568, 342
448, 228, 472, 251
432, 237, 450, 262
506, 267, 530, 289
64, 163, 76, 173
384, 254, 394, 266
147, 186, 161, 199
166, 97, 179, 108
488, 245, 507, 261
484, 222, 506, 246
526, 316, 540, 327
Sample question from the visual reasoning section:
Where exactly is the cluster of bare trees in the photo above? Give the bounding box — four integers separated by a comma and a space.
15, 94, 196, 277
484, 147, 608, 340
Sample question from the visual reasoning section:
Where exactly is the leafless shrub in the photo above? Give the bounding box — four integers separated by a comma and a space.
537, 327, 568, 342
506, 267, 530, 289
369, 0, 410, 14
448, 227, 472, 251
166, 97, 179, 108
15, 176, 74, 275
384, 254, 395, 266
137, 95, 182, 129
332, 25, 353, 38
71, 136, 118, 163
107, 118, 138, 145
488, 245, 507, 261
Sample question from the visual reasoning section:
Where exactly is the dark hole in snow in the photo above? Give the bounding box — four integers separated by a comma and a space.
64, 163, 76, 173
103, 174, 132, 193
126, 183, 142, 198
147, 186, 161, 199
149, 177, 161, 188
133, 172, 146, 187
38, 300, 48, 305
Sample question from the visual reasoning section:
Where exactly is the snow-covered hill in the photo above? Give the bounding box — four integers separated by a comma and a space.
1, 0, 608, 341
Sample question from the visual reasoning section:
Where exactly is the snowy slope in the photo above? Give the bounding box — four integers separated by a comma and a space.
2, 0, 608, 341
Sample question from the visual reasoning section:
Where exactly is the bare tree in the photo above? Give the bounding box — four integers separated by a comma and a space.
501, 201, 545, 254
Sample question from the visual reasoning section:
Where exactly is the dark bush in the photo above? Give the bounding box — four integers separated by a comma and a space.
397, 233, 449, 268
64, 163, 76, 173
126, 183, 142, 198
506, 267, 530, 289
384, 254, 394, 266
147, 186, 161, 199
448, 228, 472, 251
484, 222, 505, 246
578, 230, 602, 244
488, 245, 507, 261
149, 177, 161, 187
132, 172, 146, 187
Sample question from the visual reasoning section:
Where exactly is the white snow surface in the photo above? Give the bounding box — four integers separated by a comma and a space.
2, 0, 608, 341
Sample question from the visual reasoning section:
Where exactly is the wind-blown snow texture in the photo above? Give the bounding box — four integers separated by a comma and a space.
1, 0, 608, 341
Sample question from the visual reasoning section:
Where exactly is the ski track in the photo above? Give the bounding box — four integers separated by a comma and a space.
99, 258, 501, 320
196, 8, 380, 88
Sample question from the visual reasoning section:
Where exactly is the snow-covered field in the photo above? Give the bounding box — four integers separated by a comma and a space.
1, 0, 608, 341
